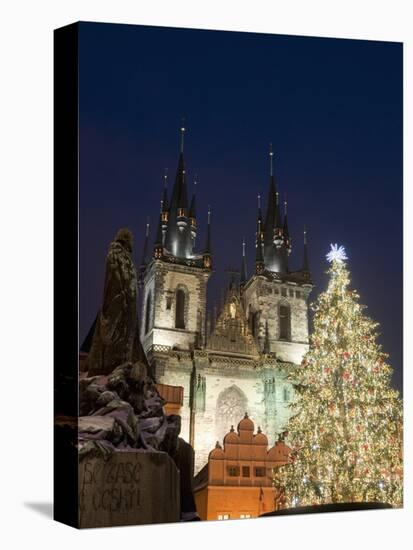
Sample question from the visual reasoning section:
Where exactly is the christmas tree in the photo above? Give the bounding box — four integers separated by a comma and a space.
274, 244, 403, 508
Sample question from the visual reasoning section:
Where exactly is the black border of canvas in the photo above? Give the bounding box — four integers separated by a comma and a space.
53, 22, 79, 529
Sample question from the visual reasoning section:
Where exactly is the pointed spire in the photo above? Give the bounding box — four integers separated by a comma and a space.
180, 118, 186, 153
203, 206, 212, 269
205, 206, 211, 253
255, 193, 264, 273
164, 122, 192, 258
189, 176, 197, 218
162, 168, 169, 211
269, 142, 273, 173
255, 222, 264, 275
264, 144, 277, 243
240, 238, 248, 286
141, 218, 150, 265
283, 193, 290, 240
154, 209, 163, 259
302, 225, 310, 272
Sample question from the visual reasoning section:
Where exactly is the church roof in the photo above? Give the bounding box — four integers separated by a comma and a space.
237, 412, 254, 432
207, 285, 259, 356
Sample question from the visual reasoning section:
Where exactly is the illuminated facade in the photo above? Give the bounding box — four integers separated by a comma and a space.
193, 414, 291, 520
139, 128, 313, 472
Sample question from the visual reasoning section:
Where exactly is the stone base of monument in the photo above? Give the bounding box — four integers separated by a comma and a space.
79, 450, 180, 528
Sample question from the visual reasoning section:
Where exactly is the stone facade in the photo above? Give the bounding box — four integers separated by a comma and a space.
242, 274, 312, 364
138, 133, 313, 474
143, 274, 311, 473
141, 260, 211, 353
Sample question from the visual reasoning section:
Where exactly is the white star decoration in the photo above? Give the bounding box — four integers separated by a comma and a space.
326, 243, 348, 263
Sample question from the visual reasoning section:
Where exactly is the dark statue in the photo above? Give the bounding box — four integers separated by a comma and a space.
87, 228, 138, 376
77, 228, 199, 521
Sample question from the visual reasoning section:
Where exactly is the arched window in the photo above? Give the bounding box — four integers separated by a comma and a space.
279, 303, 291, 341
249, 310, 259, 338
175, 288, 186, 329
145, 292, 152, 334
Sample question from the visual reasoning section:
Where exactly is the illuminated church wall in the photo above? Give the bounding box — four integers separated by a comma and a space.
242, 277, 312, 364
140, 260, 210, 353
138, 130, 313, 474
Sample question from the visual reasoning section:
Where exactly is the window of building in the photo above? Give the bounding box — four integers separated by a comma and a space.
228, 466, 239, 477
281, 288, 287, 297
166, 295, 172, 310
295, 290, 301, 299
283, 387, 290, 401
289, 289, 294, 297
218, 514, 230, 520
274, 288, 279, 295
249, 311, 259, 338
242, 466, 250, 477
175, 288, 186, 329
279, 304, 291, 341
145, 292, 152, 334
255, 467, 265, 477
240, 514, 251, 519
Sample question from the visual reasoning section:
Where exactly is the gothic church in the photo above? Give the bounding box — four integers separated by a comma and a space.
139, 127, 313, 472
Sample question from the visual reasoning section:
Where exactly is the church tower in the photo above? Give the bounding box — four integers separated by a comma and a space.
242, 145, 313, 365
140, 123, 212, 358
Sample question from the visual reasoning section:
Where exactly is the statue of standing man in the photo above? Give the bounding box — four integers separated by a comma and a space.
86, 228, 138, 376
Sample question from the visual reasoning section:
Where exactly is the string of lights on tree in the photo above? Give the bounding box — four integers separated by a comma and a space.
273, 244, 403, 508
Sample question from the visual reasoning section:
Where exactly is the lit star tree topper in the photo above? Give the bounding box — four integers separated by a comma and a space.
326, 243, 348, 264
274, 245, 403, 508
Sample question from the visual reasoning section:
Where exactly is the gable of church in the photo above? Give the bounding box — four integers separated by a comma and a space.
207, 286, 259, 356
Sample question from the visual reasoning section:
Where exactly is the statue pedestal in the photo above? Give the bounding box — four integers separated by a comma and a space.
78, 450, 180, 528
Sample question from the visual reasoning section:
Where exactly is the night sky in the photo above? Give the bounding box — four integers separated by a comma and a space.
78, 22, 403, 393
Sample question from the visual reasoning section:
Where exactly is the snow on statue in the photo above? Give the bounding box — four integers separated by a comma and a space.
273, 245, 403, 508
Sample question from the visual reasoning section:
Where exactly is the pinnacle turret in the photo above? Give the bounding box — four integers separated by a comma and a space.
240, 238, 248, 287
302, 225, 310, 272
202, 206, 212, 269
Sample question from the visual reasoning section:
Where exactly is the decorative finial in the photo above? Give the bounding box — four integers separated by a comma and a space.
207, 205, 211, 224
257, 426, 262, 434
276, 190, 279, 205
257, 194, 261, 210
326, 243, 348, 264
303, 225, 307, 245
215, 441, 222, 449
145, 217, 150, 237
242, 237, 246, 256
230, 425, 235, 432
180, 118, 186, 153
244, 412, 248, 418
194, 174, 198, 188
284, 192, 288, 215
269, 143, 274, 176
160, 199, 163, 213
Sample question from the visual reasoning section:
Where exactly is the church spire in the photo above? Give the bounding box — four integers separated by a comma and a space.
154, 202, 163, 259
255, 195, 264, 275
162, 168, 169, 211
189, 177, 197, 218
240, 238, 248, 287
141, 218, 150, 266
203, 206, 212, 269
283, 193, 291, 255
180, 118, 185, 154
264, 144, 277, 248
164, 121, 192, 258
302, 225, 310, 272
189, 177, 197, 242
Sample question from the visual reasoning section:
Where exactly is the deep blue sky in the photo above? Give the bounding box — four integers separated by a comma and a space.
78, 22, 402, 393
